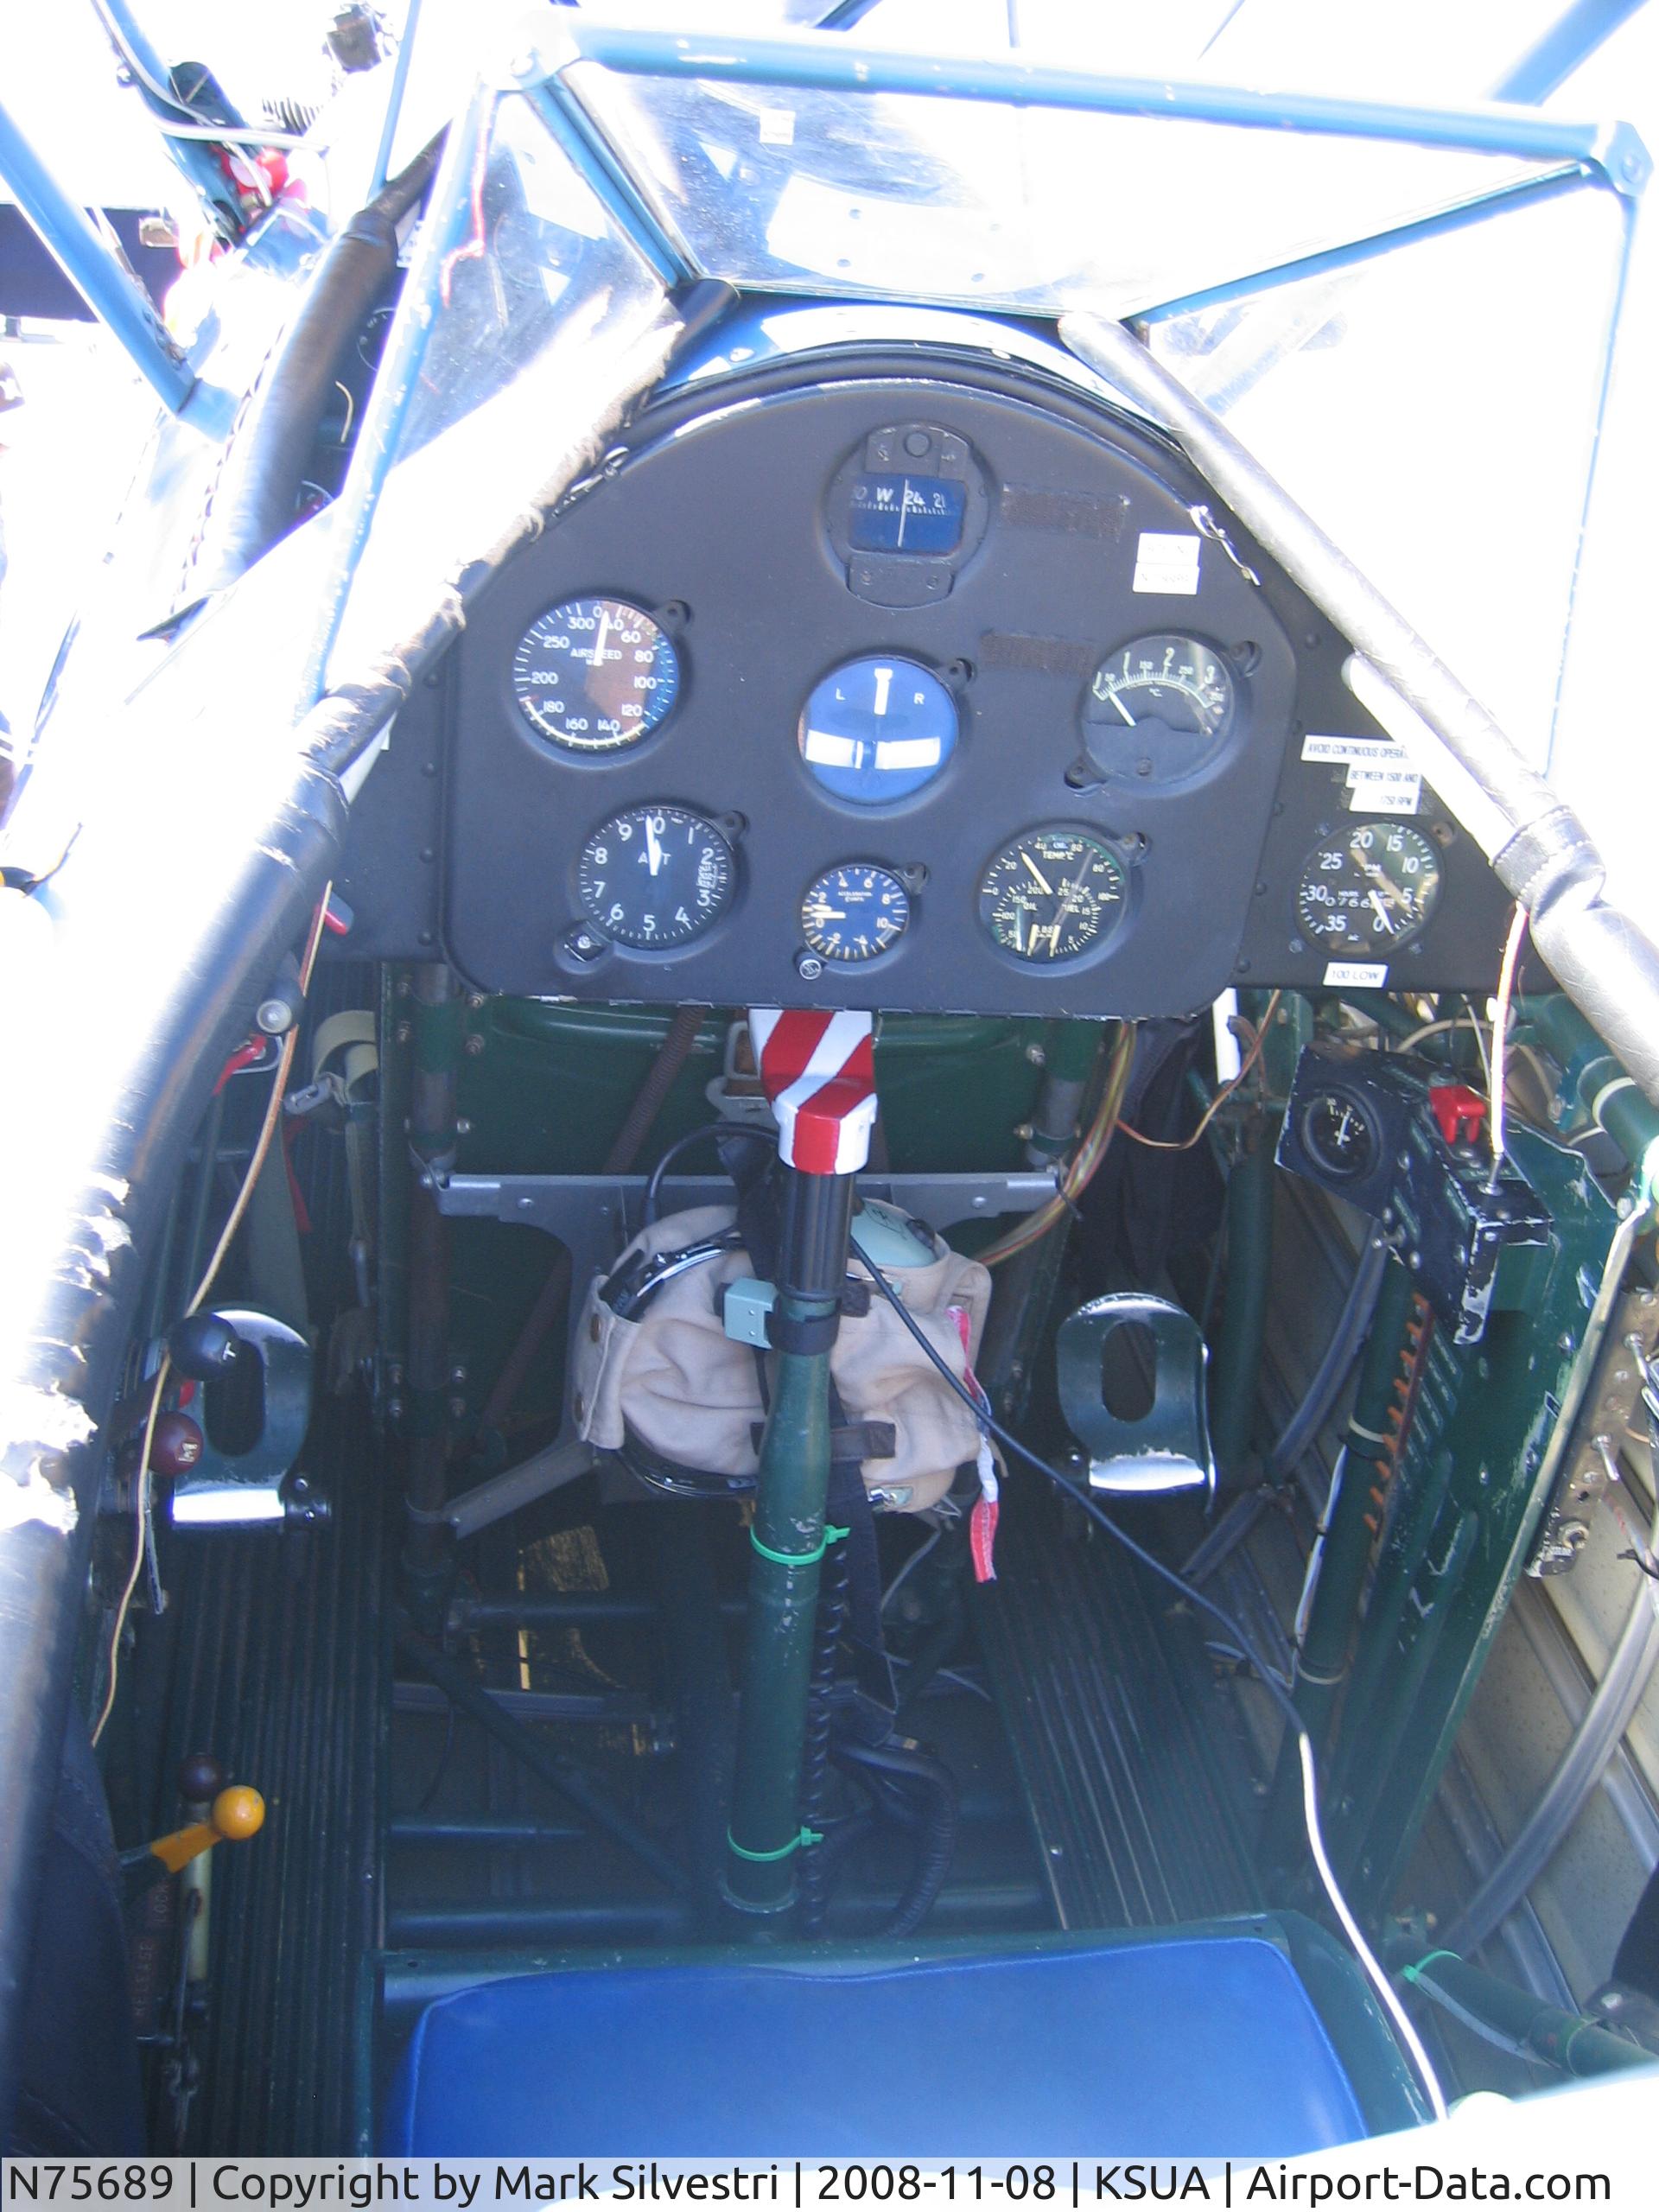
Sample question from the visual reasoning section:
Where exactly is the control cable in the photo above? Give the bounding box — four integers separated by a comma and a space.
849, 1228, 1450, 2125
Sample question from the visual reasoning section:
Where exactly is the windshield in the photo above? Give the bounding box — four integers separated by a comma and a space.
329, 10, 1640, 781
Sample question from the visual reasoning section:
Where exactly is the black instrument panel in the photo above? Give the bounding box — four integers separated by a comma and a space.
342, 348, 1516, 1013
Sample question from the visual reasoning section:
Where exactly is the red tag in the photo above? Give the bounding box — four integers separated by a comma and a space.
970, 1491, 1000, 1585
950, 1303, 998, 1583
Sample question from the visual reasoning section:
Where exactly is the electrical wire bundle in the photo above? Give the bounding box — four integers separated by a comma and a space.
976, 1021, 1137, 1267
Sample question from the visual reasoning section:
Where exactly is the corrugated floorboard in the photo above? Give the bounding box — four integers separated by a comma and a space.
158, 1402, 386, 2153
975, 1470, 1262, 1929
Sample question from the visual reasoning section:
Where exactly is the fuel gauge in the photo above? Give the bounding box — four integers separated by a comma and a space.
1300, 1089, 1382, 1184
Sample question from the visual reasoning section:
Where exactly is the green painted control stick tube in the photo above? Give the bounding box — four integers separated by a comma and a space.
726, 1165, 856, 1915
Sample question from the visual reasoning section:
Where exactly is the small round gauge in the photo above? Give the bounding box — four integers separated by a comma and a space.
576, 806, 734, 950
801, 864, 912, 964
1300, 1090, 1382, 1183
979, 827, 1128, 963
798, 656, 958, 804
512, 597, 680, 752
1086, 633, 1236, 741
1295, 822, 1444, 954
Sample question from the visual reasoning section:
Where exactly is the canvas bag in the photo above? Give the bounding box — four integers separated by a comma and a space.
571, 1205, 992, 1512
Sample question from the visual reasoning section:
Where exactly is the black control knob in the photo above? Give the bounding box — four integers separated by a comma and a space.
168, 1312, 241, 1378
177, 1751, 226, 1807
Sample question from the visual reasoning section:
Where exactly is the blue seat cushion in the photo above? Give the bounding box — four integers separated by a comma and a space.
387, 1923, 1418, 2155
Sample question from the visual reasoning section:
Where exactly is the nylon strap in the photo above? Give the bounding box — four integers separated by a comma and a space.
1402, 1948, 1461, 1984
727, 1826, 823, 1863
749, 1524, 849, 1568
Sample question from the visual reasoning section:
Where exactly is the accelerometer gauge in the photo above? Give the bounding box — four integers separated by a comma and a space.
979, 827, 1127, 963
801, 864, 911, 964
576, 806, 734, 949
798, 657, 958, 804
1087, 634, 1236, 739
1296, 822, 1443, 954
511, 597, 680, 752
1300, 1089, 1382, 1184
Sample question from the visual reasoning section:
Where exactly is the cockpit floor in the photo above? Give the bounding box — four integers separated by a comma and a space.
976, 1471, 1264, 1929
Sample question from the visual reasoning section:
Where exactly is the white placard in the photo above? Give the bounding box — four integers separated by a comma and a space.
756, 107, 796, 144
1323, 960, 1389, 987
1301, 733, 1411, 766
1211, 989, 1242, 1084
1345, 765, 1422, 815
1131, 531, 1200, 594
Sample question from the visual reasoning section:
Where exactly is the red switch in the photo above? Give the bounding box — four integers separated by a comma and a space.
1429, 1082, 1488, 1148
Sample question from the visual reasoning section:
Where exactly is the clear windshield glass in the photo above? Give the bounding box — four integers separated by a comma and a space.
566, 60, 1571, 320
1141, 181, 1630, 770
327, 85, 675, 684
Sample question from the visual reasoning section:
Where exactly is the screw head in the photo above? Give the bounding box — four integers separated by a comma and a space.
795, 951, 825, 982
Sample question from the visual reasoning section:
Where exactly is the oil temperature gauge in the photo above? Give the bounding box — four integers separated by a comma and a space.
1296, 822, 1443, 954
800, 864, 911, 964
979, 827, 1127, 963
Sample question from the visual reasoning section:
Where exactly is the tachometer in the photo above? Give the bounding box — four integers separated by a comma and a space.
1295, 823, 1443, 954
979, 828, 1127, 963
512, 597, 680, 752
577, 806, 734, 949
800, 864, 911, 963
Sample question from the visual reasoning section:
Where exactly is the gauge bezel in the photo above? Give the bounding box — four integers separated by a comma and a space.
798, 861, 913, 967
1293, 819, 1445, 957
508, 594, 684, 756
573, 803, 738, 956
797, 652, 962, 809
1298, 1086, 1383, 1184
1079, 630, 1241, 786
976, 821, 1134, 969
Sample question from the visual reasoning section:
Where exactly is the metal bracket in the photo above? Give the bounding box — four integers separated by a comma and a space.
1057, 1292, 1214, 1498
169, 1308, 316, 1527
435, 1169, 1056, 1447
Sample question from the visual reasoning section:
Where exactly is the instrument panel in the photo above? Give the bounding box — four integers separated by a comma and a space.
340, 340, 1516, 1014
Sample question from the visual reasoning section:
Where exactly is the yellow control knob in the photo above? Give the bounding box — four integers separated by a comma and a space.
212, 1785, 265, 1842
149, 1786, 266, 1873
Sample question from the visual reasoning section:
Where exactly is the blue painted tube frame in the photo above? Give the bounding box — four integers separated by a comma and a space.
369, 0, 425, 201
1490, 0, 1650, 105
0, 93, 194, 412
558, 21, 1649, 198
299, 76, 499, 706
